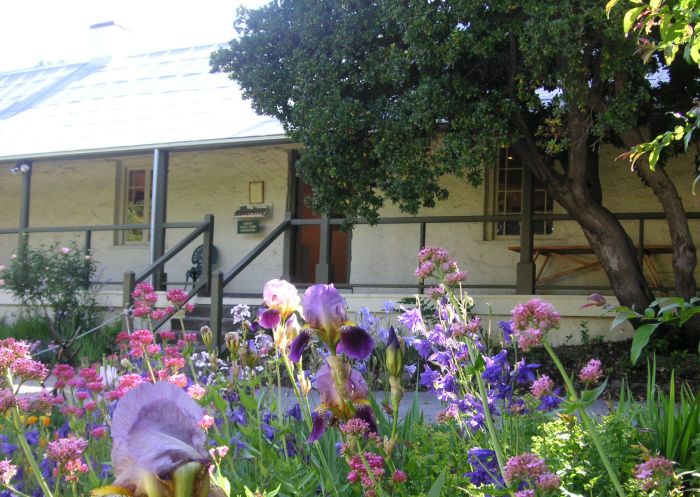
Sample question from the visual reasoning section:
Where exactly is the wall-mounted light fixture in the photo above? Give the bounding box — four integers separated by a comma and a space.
9, 161, 31, 174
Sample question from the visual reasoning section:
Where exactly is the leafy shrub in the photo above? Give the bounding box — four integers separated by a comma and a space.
0, 242, 100, 362
531, 413, 639, 497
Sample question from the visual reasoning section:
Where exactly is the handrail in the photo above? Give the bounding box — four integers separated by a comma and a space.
286, 211, 700, 226
0, 221, 204, 235
151, 279, 207, 333
223, 216, 292, 286
0, 223, 149, 235
135, 221, 209, 283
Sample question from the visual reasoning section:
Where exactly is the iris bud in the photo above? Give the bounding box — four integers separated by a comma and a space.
385, 327, 404, 378
225, 332, 240, 355
200, 326, 213, 351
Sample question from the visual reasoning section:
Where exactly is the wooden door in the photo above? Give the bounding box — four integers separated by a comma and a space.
291, 180, 349, 284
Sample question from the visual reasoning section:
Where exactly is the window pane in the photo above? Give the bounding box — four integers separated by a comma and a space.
123, 168, 150, 243
505, 192, 521, 213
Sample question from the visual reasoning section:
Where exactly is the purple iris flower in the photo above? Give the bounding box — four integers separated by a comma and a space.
309, 411, 331, 443
308, 363, 373, 442
301, 284, 346, 334
289, 330, 312, 362
314, 363, 368, 410
110, 382, 211, 495
258, 308, 281, 329
336, 326, 375, 360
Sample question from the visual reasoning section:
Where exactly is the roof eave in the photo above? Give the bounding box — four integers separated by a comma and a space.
0, 134, 293, 163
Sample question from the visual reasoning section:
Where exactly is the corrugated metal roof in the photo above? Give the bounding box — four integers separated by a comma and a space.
0, 44, 286, 160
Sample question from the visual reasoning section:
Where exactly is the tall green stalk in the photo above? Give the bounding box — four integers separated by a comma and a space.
542, 340, 627, 497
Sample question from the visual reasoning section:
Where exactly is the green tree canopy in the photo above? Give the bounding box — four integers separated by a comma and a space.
213, 0, 700, 345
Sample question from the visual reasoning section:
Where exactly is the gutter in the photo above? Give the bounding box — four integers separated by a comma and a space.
0, 134, 293, 163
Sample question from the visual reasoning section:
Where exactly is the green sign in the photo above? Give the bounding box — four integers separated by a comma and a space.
237, 220, 261, 234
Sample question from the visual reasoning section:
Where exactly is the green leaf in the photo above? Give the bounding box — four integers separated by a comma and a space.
580, 377, 609, 405
623, 6, 645, 32
611, 311, 635, 331
679, 305, 700, 326
605, 0, 620, 16
648, 144, 661, 169
631, 322, 660, 365
427, 468, 447, 497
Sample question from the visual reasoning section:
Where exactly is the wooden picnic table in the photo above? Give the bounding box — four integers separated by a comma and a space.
507, 244, 672, 288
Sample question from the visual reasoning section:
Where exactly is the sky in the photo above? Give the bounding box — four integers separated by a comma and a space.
0, 0, 269, 71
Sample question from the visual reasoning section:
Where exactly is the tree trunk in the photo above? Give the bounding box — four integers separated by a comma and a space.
621, 129, 700, 348
511, 108, 656, 314
621, 130, 698, 300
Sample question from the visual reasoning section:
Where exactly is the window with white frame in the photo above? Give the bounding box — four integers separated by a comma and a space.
116, 166, 152, 244
494, 149, 554, 236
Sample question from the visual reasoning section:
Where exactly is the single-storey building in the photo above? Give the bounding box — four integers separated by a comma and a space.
1, 38, 698, 343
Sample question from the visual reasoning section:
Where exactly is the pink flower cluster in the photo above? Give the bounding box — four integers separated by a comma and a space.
106, 373, 145, 400
128, 329, 155, 358
0, 338, 31, 370
530, 375, 554, 398
504, 453, 560, 492
166, 288, 194, 313
17, 390, 59, 415
510, 299, 561, 350
347, 451, 386, 495
634, 456, 675, 491
415, 247, 467, 285
578, 358, 603, 385
0, 389, 16, 412
10, 357, 48, 381
340, 418, 371, 436
131, 282, 159, 318
47, 436, 89, 481
0, 459, 17, 485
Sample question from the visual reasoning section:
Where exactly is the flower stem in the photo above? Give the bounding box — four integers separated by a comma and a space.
542, 340, 627, 497
12, 411, 54, 497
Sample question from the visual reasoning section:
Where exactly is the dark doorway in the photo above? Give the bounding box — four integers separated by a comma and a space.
290, 179, 350, 284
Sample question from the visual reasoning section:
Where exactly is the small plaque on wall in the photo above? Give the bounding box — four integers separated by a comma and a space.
237, 220, 261, 234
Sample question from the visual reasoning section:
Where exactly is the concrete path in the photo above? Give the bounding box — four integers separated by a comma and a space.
17, 377, 613, 423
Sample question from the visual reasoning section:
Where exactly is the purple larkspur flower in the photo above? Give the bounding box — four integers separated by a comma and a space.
382, 301, 395, 313
429, 350, 453, 370
110, 382, 211, 495
397, 307, 424, 334
498, 320, 513, 344
412, 339, 433, 360
482, 350, 509, 384
419, 365, 440, 389
465, 448, 503, 487
513, 359, 540, 385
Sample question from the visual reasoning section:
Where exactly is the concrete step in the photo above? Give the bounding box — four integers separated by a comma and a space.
178, 303, 261, 333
